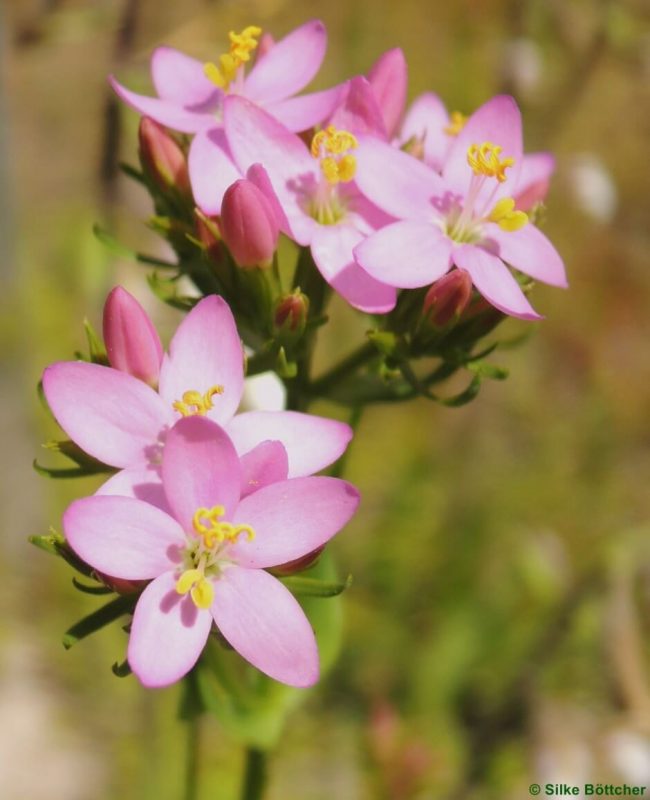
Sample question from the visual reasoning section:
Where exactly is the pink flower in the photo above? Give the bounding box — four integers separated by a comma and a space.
397, 93, 555, 209
224, 95, 397, 313
111, 21, 344, 214
43, 293, 353, 503
63, 416, 360, 687
353, 95, 567, 320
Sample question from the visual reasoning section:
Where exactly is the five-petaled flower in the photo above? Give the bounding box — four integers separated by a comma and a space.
63, 416, 360, 687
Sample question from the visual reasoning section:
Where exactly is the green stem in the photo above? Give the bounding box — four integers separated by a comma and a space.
309, 341, 377, 398
184, 713, 200, 800
240, 748, 268, 800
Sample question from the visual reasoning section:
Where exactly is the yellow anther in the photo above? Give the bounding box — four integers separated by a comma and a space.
173, 385, 224, 417
191, 578, 214, 609
311, 126, 358, 185
444, 111, 467, 136
204, 25, 262, 89
467, 141, 515, 183
488, 197, 528, 232
191, 505, 256, 548
176, 568, 203, 595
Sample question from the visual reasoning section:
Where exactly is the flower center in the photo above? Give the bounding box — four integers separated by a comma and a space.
176, 505, 256, 609
172, 385, 223, 417
203, 25, 262, 91
444, 141, 528, 242
444, 111, 467, 136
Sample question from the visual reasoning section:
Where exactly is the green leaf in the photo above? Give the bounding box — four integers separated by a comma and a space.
83, 318, 108, 364
33, 458, 112, 479
119, 162, 146, 185
93, 224, 177, 268
466, 360, 509, 381
279, 574, 352, 597
42, 439, 114, 472
63, 594, 136, 650
147, 272, 197, 311
28, 529, 65, 556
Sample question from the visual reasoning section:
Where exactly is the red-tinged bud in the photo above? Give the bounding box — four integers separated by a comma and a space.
367, 48, 408, 137
138, 117, 191, 195
274, 291, 309, 335
103, 286, 163, 386
422, 269, 472, 327
220, 179, 280, 268
195, 210, 225, 264
97, 572, 146, 595
269, 546, 324, 577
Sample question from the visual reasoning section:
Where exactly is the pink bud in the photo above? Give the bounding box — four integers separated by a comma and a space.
422, 269, 472, 327
103, 287, 163, 386
138, 117, 191, 194
220, 179, 280, 268
269, 546, 324, 577
274, 291, 309, 334
367, 48, 408, 138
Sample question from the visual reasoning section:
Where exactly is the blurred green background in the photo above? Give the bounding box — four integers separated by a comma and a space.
2, 0, 650, 797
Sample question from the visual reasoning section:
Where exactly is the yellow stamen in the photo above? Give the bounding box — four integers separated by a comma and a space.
173, 385, 224, 417
444, 111, 467, 136
467, 142, 514, 183
203, 25, 262, 89
176, 569, 214, 609
488, 197, 528, 232
176, 568, 203, 595
192, 506, 256, 548
311, 125, 358, 185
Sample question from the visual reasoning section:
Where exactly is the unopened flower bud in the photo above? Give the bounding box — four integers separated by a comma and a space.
138, 117, 191, 194
367, 48, 408, 137
195, 210, 225, 265
220, 179, 280, 268
422, 269, 472, 327
103, 286, 163, 386
274, 291, 309, 335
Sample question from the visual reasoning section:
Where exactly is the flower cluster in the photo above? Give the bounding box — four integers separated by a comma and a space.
117, 19, 565, 320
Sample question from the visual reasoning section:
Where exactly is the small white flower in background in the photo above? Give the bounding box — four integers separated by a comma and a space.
242, 370, 287, 411
568, 154, 618, 223
606, 728, 650, 784
501, 38, 543, 96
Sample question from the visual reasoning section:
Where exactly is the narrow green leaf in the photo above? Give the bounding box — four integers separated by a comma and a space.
28, 530, 65, 556
93, 224, 178, 268
466, 360, 509, 381
72, 577, 113, 595
280, 574, 352, 598
63, 594, 136, 650
119, 162, 146, 185
83, 318, 108, 364
33, 458, 112, 479
43, 439, 114, 471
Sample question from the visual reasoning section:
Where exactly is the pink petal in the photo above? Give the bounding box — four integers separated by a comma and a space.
63, 495, 184, 579
399, 92, 450, 170
239, 440, 289, 498
354, 135, 444, 220
354, 220, 452, 288
150, 46, 221, 108
514, 152, 555, 211
188, 129, 241, 215
224, 96, 317, 246
211, 566, 319, 687
109, 76, 215, 134
42, 362, 170, 469
158, 295, 245, 425
246, 163, 292, 233
129, 572, 212, 688
310, 224, 397, 313
244, 20, 327, 104
226, 410, 353, 478
161, 416, 242, 532
96, 466, 170, 514
327, 76, 387, 138
482, 222, 567, 288
453, 243, 542, 320
367, 48, 408, 138
443, 95, 523, 202
229, 476, 360, 569
267, 84, 346, 132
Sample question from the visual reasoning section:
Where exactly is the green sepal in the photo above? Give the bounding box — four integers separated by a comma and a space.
276, 347, 297, 379
83, 318, 108, 365
93, 224, 177, 269
63, 593, 136, 650
42, 439, 114, 472
119, 162, 146, 186
195, 552, 344, 749
33, 458, 113, 479
147, 272, 197, 311
112, 659, 132, 678
279, 573, 352, 598
28, 529, 65, 557
367, 330, 405, 358
466, 360, 509, 381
